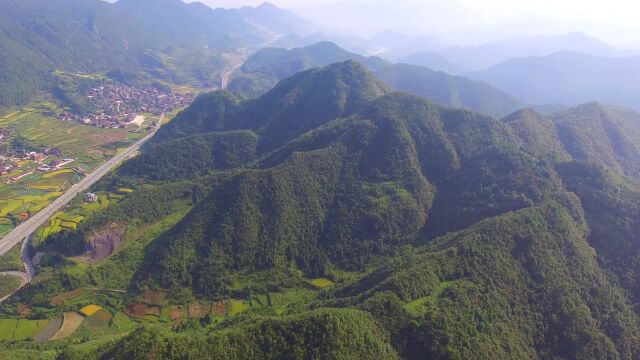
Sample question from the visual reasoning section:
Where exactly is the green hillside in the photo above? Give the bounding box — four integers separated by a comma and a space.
5, 61, 640, 359
0, 0, 312, 106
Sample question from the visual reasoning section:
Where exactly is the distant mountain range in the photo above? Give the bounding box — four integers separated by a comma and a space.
435, 32, 634, 71
228, 42, 524, 117
467, 51, 640, 110
279, 30, 635, 74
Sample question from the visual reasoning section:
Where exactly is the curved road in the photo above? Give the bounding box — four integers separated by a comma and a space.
0, 116, 162, 258
0, 271, 29, 303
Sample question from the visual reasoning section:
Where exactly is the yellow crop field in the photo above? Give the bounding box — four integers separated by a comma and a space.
80, 305, 102, 317
42, 169, 74, 179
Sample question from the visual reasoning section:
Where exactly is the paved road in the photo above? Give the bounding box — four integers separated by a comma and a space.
220, 51, 249, 89
0, 117, 162, 258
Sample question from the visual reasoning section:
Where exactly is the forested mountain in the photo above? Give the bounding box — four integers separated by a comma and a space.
0, 0, 312, 106
8, 61, 640, 359
23, 61, 640, 358
399, 52, 461, 73
467, 51, 640, 110
228, 42, 524, 117
238, 2, 317, 37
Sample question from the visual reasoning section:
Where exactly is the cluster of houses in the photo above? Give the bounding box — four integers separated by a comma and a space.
57, 83, 194, 128
0, 146, 69, 179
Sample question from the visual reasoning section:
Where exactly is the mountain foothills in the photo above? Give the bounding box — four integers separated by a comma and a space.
0, 0, 309, 107
228, 42, 524, 117
5, 61, 640, 359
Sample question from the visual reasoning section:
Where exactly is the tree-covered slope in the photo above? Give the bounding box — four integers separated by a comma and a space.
137, 62, 566, 297
0, 0, 313, 106
153, 61, 390, 151
89, 309, 398, 360
227, 42, 524, 117
551, 102, 640, 177
12, 61, 640, 359
334, 194, 640, 359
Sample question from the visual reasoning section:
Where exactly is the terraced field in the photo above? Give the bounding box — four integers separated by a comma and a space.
0, 102, 156, 238
0, 102, 146, 171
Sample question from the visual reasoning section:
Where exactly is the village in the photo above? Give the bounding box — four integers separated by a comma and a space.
57, 83, 194, 128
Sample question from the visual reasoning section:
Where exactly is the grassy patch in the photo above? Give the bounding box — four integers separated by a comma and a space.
229, 300, 249, 316
0, 275, 22, 298
0, 319, 49, 341
0, 242, 24, 272
308, 278, 335, 289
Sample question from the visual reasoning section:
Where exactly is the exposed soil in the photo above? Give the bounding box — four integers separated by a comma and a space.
124, 302, 160, 319
188, 302, 211, 319
169, 305, 188, 320
16, 303, 32, 316
52, 312, 84, 340
214, 300, 225, 317
89, 131, 126, 146
84, 223, 125, 262
34, 317, 62, 343
50, 289, 83, 306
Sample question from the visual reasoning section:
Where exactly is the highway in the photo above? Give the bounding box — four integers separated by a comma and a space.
220, 50, 249, 89
0, 116, 162, 258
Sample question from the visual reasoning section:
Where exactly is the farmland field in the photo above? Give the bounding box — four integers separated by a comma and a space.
52, 312, 85, 339
33, 317, 62, 343
0, 101, 157, 237
0, 319, 49, 341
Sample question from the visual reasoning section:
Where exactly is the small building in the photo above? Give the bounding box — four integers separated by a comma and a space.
18, 212, 29, 222
86, 192, 98, 203
30, 152, 45, 162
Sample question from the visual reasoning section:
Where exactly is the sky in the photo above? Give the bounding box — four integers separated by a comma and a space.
191, 0, 640, 47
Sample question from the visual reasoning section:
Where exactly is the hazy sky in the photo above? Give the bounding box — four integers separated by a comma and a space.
191, 0, 640, 47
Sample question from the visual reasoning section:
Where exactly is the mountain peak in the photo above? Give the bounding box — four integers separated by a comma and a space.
502, 108, 544, 123
257, 2, 278, 9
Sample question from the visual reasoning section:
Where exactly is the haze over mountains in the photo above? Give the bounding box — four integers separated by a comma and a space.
468, 51, 640, 110
3, 0, 640, 359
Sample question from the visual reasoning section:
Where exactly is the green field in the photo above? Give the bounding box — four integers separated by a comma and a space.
0, 275, 21, 298
0, 241, 23, 272
0, 319, 49, 341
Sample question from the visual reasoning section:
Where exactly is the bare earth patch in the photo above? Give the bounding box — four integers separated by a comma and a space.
84, 223, 125, 262
89, 131, 126, 146
52, 312, 84, 340
50, 289, 84, 306
34, 317, 62, 343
